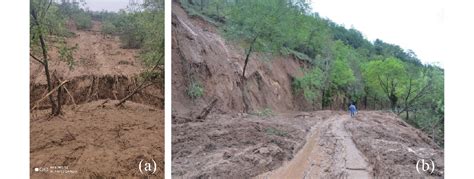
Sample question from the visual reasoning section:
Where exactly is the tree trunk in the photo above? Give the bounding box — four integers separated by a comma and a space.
240, 36, 258, 113
197, 98, 218, 120
389, 94, 397, 112
406, 109, 409, 121
321, 90, 325, 110
242, 36, 258, 78
363, 95, 367, 110
32, 8, 57, 115
240, 77, 250, 113
31, 80, 69, 111
43, 55, 57, 115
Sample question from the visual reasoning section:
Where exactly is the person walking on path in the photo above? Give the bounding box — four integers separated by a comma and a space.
349, 103, 357, 118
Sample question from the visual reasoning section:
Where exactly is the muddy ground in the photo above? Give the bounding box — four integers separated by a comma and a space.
31, 100, 164, 178
172, 111, 332, 178
172, 111, 444, 178
30, 21, 164, 178
172, 1, 443, 178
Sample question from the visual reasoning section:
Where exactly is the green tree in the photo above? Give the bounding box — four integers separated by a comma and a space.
73, 12, 92, 30
224, 0, 308, 112
115, 0, 165, 106
363, 57, 407, 111
293, 68, 323, 104
30, 0, 73, 115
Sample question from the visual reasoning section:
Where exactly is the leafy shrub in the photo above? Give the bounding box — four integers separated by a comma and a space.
293, 68, 323, 103
118, 15, 144, 49
187, 81, 204, 100
140, 70, 162, 82
101, 21, 117, 35
254, 108, 274, 117
58, 42, 77, 70
74, 12, 92, 30
265, 127, 288, 137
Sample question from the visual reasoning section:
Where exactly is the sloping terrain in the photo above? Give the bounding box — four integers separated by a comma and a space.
30, 21, 142, 84
172, 2, 307, 114
30, 21, 163, 109
30, 21, 163, 178
172, 1, 443, 178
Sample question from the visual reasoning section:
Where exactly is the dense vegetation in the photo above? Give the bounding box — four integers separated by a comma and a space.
30, 0, 164, 113
180, 0, 444, 146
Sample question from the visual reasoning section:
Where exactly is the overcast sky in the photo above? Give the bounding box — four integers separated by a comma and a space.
310, 0, 451, 66
83, 0, 132, 12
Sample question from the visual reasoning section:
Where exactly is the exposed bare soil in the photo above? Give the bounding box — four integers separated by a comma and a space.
30, 21, 163, 178
31, 100, 164, 178
172, 111, 332, 178
172, 2, 308, 115
30, 21, 142, 84
172, 2, 444, 178
257, 112, 444, 178
173, 111, 443, 178
346, 111, 444, 178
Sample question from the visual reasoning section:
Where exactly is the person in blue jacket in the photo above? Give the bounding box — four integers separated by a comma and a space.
349, 102, 357, 118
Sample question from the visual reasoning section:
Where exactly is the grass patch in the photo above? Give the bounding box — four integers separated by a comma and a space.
179, 0, 221, 26
187, 81, 204, 100
265, 127, 288, 137
253, 108, 274, 117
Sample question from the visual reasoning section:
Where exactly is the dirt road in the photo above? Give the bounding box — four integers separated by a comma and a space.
257, 114, 372, 179
173, 111, 444, 178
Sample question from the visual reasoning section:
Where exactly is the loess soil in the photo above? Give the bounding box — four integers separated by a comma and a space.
345, 111, 444, 178
30, 21, 163, 178
172, 111, 332, 178
172, 1, 444, 178
172, 2, 308, 115
30, 21, 142, 84
30, 100, 164, 178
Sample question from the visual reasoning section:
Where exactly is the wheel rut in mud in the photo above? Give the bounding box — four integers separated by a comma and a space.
257, 114, 372, 179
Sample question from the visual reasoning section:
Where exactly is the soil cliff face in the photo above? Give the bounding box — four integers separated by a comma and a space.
172, 3, 307, 114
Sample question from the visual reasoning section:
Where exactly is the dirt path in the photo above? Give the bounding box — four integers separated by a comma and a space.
257, 114, 372, 179
332, 115, 372, 178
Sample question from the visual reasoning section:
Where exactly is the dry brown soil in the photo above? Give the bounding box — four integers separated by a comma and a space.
31, 100, 163, 178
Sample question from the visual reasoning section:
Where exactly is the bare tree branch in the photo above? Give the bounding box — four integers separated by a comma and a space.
30, 53, 45, 65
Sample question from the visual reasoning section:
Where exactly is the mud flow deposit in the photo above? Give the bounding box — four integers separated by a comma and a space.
172, 1, 443, 178
30, 21, 164, 178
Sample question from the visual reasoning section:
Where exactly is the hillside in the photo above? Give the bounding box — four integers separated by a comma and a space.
30, 20, 163, 178
172, 3, 307, 114
172, 1, 444, 178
